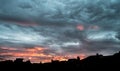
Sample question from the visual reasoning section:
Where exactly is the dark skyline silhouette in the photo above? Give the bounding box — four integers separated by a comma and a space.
1, 51, 120, 71
0, 1, 120, 71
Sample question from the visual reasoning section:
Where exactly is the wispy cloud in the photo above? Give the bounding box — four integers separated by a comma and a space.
0, 0, 120, 63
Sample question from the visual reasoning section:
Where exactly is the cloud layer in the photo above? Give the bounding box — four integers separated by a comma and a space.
0, 0, 120, 63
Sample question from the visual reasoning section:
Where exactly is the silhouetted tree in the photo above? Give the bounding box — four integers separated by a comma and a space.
77, 56, 80, 60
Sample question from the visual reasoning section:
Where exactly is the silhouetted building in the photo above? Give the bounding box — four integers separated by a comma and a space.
25, 60, 31, 64
68, 57, 80, 63
1, 52, 120, 71
14, 58, 24, 63
51, 60, 59, 63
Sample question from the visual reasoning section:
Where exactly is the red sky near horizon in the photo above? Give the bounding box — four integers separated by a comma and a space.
0, 47, 86, 63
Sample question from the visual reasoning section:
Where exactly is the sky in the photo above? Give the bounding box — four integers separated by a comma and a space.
0, 0, 120, 63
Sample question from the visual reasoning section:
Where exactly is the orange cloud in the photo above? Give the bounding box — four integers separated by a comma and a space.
26, 47, 47, 52
0, 47, 86, 63
0, 47, 18, 50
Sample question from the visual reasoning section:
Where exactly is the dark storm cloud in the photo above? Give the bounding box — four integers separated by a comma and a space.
0, 0, 120, 27
0, 0, 120, 62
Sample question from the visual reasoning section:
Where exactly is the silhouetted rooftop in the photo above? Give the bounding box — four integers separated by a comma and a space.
1, 52, 120, 70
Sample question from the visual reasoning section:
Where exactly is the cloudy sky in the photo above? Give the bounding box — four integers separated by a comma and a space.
0, 0, 120, 63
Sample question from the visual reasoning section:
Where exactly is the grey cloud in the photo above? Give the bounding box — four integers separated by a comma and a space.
0, 0, 119, 25
0, 0, 120, 61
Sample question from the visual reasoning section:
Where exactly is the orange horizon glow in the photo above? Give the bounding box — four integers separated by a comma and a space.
0, 47, 86, 63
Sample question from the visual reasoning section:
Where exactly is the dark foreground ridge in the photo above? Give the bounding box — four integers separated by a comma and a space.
1, 52, 120, 71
